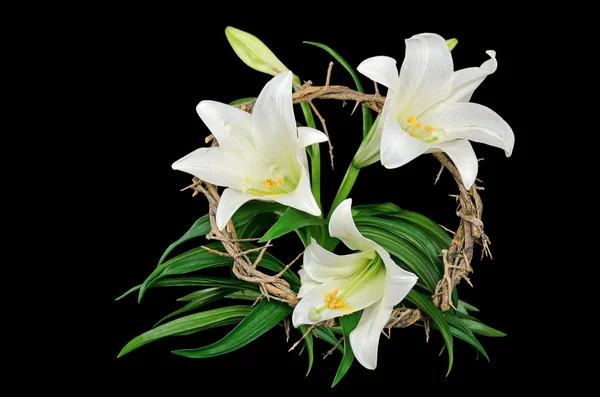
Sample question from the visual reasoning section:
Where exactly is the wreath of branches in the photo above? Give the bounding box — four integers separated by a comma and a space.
183, 64, 490, 348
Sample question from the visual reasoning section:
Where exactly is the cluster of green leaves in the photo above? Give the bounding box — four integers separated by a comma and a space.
117, 201, 299, 359
258, 202, 505, 385
117, 199, 504, 385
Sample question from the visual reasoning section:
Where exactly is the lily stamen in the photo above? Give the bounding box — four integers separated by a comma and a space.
405, 115, 440, 143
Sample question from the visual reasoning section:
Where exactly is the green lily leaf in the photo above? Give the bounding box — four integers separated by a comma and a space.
116, 277, 258, 301
457, 300, 480, 313
355, 216, 445, 275
236, 212, 280, 239
351, 203, 402, 217
405, 290, 454, 376
385, 211, 452, 250
172, 299, 292, 358
332, 311, 362, 387
118, 305, 252, 358
443, 312, 490, 361
157, 215, 211, 266
154, 287, 233, 327
145, 276, 256, 290
157, 202, 286, 266
232, 201, 287, 226
259, 207, 328, 243
303, 41, 372, 136
139, 243, 234, 302
459, 317, 506, 337
358, 226, 441, 293
298, 324, 314, 376
224, 290, 261, 301
315, 326, 343, 353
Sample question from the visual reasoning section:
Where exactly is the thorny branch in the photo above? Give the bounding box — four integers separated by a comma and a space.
187, 177, 299, 306
185, 64, 491, 347
431, 153, 490, 311
234, 84, 385, 114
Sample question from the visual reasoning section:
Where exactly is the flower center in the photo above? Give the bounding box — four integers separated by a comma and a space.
403, 115, 444, 143
243, 165, 298, 196
307, 252, 384, 321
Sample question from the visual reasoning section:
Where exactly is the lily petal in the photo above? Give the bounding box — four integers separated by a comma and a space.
357, 56, 399, 90
447, 50, 497, 103
349, 301, 391, 370
376, 249, 418, 308
252, 70, 298, 170
271, 165, 321, 216
435, 139, 478, 190
329, 199, 374, 252
171, 146, 272, 191
196, 100, 254, 148
292, 268, 386, 327
424, 101, 514, 156
395, 33, 454, 119
303, 238, 376, 283
297, 268, 320, 299
297, 126, 328, 149
215, 188, 258, 230
297, 126, 329, 169
380, 113, 430, 169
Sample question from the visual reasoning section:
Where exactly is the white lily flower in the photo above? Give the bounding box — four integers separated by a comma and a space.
172, 71, 328, 230
355, 33, 514, 189
292, 199, 418, 370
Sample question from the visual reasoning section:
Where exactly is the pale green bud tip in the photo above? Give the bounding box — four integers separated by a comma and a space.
225, 26, 288, 76
446, 38, 458, 51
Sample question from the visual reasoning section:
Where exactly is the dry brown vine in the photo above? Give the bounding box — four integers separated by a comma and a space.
185, 67, 490, 342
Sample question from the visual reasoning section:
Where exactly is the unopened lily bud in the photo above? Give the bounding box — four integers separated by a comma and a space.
225, 26, 288, 76
446, 38, 458, 51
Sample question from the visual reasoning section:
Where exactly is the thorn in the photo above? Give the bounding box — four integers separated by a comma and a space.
439, 224, 456, 235
351, 100, 360, 116
323, 337, 343, 359
435, 163, 445, 185
324, 61, 333, 89
288, 324, 317, 352
275, 251, 304, 278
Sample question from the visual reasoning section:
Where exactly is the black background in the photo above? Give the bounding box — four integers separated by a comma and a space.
106, 7, 537, 390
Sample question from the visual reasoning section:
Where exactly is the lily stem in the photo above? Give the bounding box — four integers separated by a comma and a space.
327, 115, 380, 218
328, 163, 360, 218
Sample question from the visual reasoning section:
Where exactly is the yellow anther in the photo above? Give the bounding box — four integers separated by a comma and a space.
277, 177, 283, 184
407, 115, 417, 127
325, 289, 339, 303
410, 132, 417, 137
424, 125, 435, 133
334, 299, 345, 308
263, 180, 272, 190
415, 122, 422, 129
